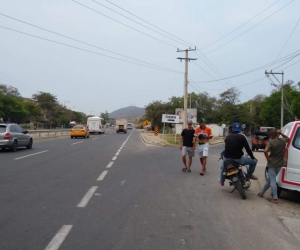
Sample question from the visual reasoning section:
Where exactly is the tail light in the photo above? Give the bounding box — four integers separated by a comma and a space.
283, 148, 288, 167
4, 133, 11, 140
81, 130, 85, 132
71, 129, 74, 132
86, 125, 89, 129
99, 125, 102, 129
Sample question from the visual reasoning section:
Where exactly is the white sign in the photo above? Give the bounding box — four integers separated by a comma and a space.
162, 114, 179, 123
175, 108, 197, 123
242, 124, 246, 129
222, 124, 226, 128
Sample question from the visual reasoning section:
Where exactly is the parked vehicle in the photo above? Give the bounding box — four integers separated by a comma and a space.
116, 118, 128, 133
0, 123, 33, 152
251, 131, 269, 151
70, 125, 89, 139
219, 152, 251, 199
275, 121, 300, 195
86, 116, 105, 134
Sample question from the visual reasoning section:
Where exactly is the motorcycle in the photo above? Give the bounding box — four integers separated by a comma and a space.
219, 152, 251, 199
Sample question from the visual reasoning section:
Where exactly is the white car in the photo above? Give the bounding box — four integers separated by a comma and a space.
276, 121, 300, 194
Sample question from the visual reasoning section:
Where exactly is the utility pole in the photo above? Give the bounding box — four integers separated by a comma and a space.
265, 70, 284, 128
177, 48, 197, 129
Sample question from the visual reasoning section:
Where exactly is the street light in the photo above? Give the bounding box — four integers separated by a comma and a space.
265, 70, 284, 128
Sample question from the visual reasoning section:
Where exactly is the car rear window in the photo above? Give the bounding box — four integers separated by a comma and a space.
292, 127, 300, 150
0, 125, 7, 133
74, 126, 83, 129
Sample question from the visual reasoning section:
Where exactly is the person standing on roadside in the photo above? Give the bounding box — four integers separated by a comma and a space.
194, 118, 213, 175
180, 120, 195, 172
258, 129, 289, 204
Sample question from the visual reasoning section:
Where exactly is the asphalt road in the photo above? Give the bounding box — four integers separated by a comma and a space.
0, 129, 299, 250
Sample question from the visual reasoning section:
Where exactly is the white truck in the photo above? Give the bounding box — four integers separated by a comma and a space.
116, 118, 128, 133
87, 116, 105, 134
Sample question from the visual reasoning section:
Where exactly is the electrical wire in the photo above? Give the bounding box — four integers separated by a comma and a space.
200, 0, 281, 50
204, 0, 295, 55
71, 0, 178, 48
0, 13, 181, 73
274, 17, 300, 61
0, 25, 183, 74
104, 0, 195, 47
191, 50, 300, 83
90, 0, 190, 47
282, 58, 300, 70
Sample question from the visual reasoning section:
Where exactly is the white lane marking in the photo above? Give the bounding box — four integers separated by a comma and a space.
106, 162, 114, 168
14, 150, 48, 160
92, 137, 98, 140
71, 141, 83, 145
115, 150, 121, 155
120, 180, 126, 186
77, 186, 98, 208
112, 156, 117, 161
45, 225, 73, 250
97, 170, 108, 181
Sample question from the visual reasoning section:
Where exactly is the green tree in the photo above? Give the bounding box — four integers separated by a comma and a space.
100, 111, 109, 124
0, 92, 29, 122
144, 101, 173, 129
0, 84, 21, 97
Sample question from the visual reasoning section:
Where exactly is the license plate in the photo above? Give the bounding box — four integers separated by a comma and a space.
227, 169, 238, 176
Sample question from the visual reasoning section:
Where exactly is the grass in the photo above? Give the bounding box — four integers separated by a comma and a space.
160, 134, 225, 145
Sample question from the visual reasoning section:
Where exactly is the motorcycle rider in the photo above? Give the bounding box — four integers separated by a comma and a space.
218, 122, 258, 186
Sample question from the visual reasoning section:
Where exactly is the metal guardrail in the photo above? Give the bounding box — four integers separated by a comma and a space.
28, 129, 70, 139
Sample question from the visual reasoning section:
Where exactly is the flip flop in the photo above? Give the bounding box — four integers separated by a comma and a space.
182, 168, 187, 172
187, 169, 191, 172
267, 198, 278, 204
257, 193, 263, 198
199, 172, 204, 176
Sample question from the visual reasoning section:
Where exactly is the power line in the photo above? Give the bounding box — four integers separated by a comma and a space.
204, 0, 295, 55
71, 0, 178, 48
0, 25, 183, 74
191, 50, 300, 83
90, 0, 190, 47
274, 17, 300, 61
0, 12, 181, 73
104, 0, 194, 47
200, 0, 281, 50
281, 58, 300, 70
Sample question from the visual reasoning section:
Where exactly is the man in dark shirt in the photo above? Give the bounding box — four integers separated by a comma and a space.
180, 120, 195, 172
218, 122, 258, 186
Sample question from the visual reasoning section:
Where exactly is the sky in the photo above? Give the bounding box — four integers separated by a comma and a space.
0, 0, 300, 115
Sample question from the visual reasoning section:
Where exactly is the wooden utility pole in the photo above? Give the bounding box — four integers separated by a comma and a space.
177, 48, 197, 129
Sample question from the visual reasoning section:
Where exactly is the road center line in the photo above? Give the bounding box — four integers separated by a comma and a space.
92, 137, 98, 140
45, 225, 73, 250
120, 180, 126, 186
97, 170, 108, 181
71, 141, 83, 145
112, 156, 117, 161
77, 186, 98, 208
115, 150, 120, 155
14, 150, 49, 160
106, 162, 114, 168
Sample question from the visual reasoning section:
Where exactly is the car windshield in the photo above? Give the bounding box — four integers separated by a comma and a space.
0, 126, 6, 133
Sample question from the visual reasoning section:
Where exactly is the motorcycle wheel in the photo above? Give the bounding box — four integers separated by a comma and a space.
234, 178, 247, 200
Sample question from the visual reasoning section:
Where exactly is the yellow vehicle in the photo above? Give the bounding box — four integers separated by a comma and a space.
70, 125, 89, 139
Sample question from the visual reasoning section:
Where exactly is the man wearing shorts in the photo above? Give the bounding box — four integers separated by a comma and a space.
193, 118, 212, 175
180, 120, 195, 172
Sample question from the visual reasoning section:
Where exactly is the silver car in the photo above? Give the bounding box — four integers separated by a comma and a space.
0, 123, 33, 152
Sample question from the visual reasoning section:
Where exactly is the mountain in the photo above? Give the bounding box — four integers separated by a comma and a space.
109, 106, 145, 119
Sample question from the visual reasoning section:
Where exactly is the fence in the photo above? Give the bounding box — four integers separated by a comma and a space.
28, 129, 70, 139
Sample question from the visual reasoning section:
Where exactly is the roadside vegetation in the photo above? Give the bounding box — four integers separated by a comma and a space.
142, 80, 300, 132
